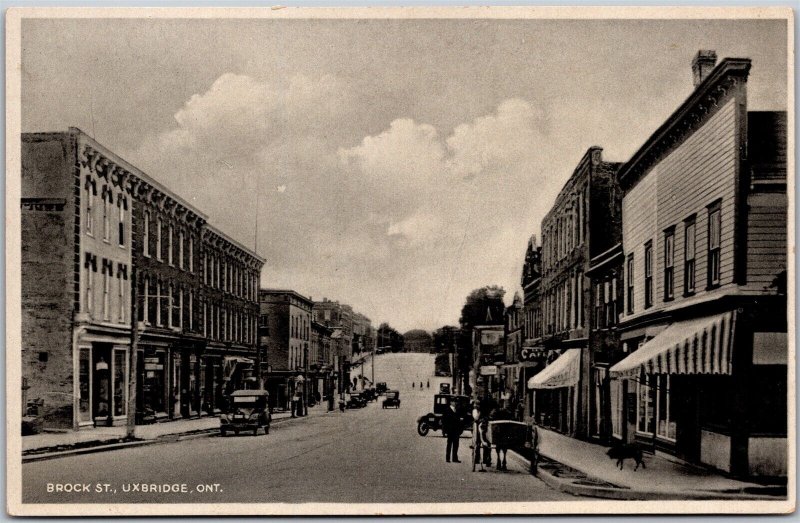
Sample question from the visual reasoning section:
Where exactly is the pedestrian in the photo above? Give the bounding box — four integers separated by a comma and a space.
420, 381, 423, 389
412, 382, 415, 389
291, 390, 301, 418
426, 380, 430, 389
442, 401, 463, 463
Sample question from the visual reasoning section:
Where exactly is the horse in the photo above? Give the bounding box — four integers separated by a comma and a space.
490, 407, 514, 471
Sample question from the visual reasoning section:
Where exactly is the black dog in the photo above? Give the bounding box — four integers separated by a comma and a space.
606, 444, 646, 471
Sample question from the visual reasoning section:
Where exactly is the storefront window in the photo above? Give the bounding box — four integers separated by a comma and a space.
79, 348, 92, 423
611, 378, 623, 438
191, 354, 200, 415
636, 372, 656, 435
143, 351, 166, 414
113, 349, 126, 417
172, 352, 181, 417
656, 375, 676, 440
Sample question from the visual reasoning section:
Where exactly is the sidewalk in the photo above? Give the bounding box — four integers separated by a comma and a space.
520, 427, 786, 500
22, 403, 334, 458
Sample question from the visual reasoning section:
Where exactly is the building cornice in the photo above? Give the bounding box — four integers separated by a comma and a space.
73, 129, 208, 228
618, 58, 751, 191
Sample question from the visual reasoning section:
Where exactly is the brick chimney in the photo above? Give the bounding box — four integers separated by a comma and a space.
692, 50, 717, 87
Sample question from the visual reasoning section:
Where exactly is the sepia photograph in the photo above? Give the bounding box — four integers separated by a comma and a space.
5, 7, 794, 516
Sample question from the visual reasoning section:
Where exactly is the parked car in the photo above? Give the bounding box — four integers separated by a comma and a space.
382, 390, 401, 409
376, 382, 388, 395
439, 383, 451, 395
220, 390, 271, 436
346, 392, 367, 409
417, 394, 472, 436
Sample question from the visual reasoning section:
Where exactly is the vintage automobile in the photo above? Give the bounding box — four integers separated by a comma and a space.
375, 382, 388, 395
382, 390, 401, 409
346, 392, 368, 409
220, 390, 271, 436
439, 383, 451, 395
416, 394, 472, 436
362, 387, 378, 402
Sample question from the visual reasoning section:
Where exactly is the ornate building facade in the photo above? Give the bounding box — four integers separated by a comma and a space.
21, 128, 264, 431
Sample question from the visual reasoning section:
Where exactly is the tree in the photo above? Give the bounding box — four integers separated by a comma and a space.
432, 325, 459, 353
459, 285, 506, 330
377, 323, 405, 353
403, 329, 433, 353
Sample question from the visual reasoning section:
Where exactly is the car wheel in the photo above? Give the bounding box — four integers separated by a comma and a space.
221, 429, 227, 437
417, 420, 430, 437
253, 428, 258, 436
265, 425, 270, 435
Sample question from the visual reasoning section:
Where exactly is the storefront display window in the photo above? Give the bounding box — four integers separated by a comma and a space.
636, 372, 656, 435
172, 352, 181, 417
93, 352, 111, 420
191, 354, 200, 415
79, 348, 92, 423
656, 375, 676, 440
142, 351, 166, 415
611, 378, 623, 438
113, 349, 127, 417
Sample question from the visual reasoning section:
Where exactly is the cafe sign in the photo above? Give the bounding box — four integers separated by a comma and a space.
519, 346, 548, 363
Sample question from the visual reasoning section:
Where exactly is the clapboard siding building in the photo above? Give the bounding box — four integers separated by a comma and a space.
610, 52, 787, 478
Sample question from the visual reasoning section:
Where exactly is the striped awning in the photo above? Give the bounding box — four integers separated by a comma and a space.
528, 348, 581, 390
609, 311, 737, 378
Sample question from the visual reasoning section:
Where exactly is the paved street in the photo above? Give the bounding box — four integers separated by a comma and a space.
23, 354, 573, 504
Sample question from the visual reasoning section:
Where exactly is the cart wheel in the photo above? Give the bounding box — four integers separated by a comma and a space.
417, 421, 430, 436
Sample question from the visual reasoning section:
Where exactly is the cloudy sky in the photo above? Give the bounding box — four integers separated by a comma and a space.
20, 15, 788, 332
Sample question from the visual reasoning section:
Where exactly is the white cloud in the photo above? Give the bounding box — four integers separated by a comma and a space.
128, 77, 563, 331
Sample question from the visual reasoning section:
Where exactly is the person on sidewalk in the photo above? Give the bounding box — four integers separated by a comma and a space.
426, 380, 430, 389
290, 391, 301, 418
442, 401, 463, 463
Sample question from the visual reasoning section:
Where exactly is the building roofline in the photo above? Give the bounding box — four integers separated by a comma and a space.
205, 223, 265, 264
61, 127, 209, 221
259, 288, 313, 305
617, 58, 752, 188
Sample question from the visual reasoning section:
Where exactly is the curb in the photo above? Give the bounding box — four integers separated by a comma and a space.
22, 409, 337, 463
507, 450, 785, 501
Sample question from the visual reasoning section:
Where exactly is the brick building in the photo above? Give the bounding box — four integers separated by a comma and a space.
21, 127, 264, 431
529, 147, 621, 438
610, 52, 787, 478
199, 226, 263, 412
22, 130, 135, 429
258, 289, 313, 411
311, 321, 335, 405
131, 156, 207, 422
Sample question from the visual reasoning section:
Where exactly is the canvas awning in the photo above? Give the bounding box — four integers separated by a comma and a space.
223, 356, 254, 381
609, 311, 736, 378
527, 348, 581, 390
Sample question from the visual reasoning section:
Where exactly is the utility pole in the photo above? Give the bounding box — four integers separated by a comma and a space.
127, 266, 139, 439
371, 332, 375, 384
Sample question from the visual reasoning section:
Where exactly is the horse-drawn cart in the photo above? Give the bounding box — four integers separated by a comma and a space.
471, 420, 538, 473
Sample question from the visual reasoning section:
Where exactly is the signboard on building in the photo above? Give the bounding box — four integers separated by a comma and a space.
480, 365, 498, 376
480, 331, 503, 346
519, 346, 548, 363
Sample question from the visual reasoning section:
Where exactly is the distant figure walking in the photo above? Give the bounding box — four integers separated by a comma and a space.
426, 380, 430, 389
412, 382, 415, 389
420, 382, 423, 389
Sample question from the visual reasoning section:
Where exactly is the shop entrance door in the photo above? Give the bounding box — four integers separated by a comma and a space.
92, 344, 112, 426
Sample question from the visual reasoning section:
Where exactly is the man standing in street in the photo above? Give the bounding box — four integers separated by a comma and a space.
442, 401, 463, 463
